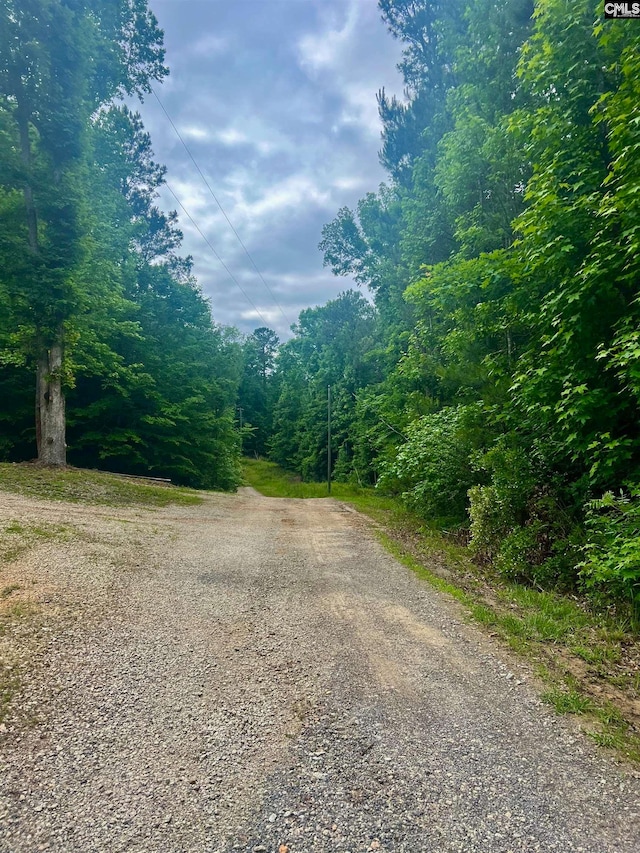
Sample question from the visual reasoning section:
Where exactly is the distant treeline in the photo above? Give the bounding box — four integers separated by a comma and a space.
238, 1, 640, 615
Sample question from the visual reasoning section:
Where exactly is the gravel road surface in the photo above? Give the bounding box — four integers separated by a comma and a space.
0, 487, 638, 852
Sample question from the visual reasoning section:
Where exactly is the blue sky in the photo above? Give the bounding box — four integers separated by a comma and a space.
137, 0, 404, 338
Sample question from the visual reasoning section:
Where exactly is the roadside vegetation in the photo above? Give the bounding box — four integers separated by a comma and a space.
244, 458, 640, 764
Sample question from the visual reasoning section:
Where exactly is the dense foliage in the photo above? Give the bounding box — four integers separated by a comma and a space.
259, 0, 640, 615
0, 0, 242, 488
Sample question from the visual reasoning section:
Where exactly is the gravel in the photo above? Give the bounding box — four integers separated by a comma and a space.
0, 487, 639, 852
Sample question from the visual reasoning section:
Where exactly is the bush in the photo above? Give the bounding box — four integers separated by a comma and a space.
377, 404, 485, 522
468, 444, 536, 564
469, 442, 581, 589
580, 487, 640, 616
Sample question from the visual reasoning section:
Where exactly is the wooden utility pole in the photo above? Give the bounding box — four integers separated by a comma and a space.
327, 385, 332, 495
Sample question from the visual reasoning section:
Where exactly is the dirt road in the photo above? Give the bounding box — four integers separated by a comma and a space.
0, 488, 638, 852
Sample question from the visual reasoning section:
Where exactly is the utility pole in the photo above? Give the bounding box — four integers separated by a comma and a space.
237, 406, 243, 453
327, 385, 331, 495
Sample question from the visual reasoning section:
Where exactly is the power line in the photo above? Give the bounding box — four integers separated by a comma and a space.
164, 181, 270, 328
151, 88, 293, 329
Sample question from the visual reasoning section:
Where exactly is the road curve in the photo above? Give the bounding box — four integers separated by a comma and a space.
0, 487, 638, 852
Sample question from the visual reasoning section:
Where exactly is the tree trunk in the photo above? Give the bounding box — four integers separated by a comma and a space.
36, 340, 66, 466
15, 80, 66, 465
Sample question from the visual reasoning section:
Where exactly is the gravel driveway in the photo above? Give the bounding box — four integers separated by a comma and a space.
0, 487, 638, 852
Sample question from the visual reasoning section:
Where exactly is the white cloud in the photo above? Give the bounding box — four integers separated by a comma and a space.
216, 127, 250, 146
239, 307, 282, 325
332, 175, 368, 192
297, 1, 360, 75
179, 124, 211, 141
214, 124, 279, 156
168, 178, 208, 216
228, 172, 331, 222
296, 1, 398, 139
341, 82, 384, 138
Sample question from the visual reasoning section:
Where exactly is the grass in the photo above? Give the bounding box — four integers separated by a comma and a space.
542, 687, 595, 715
1, 584, 22, 600
0, 517, 69, 725
0, 519, 72, 565
243, 457, 361, 499
243, 457, 640, 765
376, 530, 472, 605
0, 463, 202, 508
0, 598, 42, 725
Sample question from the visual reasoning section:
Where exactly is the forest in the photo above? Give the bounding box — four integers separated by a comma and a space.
1, 1, 639, 614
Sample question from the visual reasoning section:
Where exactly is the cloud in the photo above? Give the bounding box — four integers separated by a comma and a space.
215, 127, 250, 147
230, 173, 331, 221
296, 0, 402, 140
137, 0, 403, 338
239, 307, 285, 326
179, 124, 211, 142
341, 82, 386, 138
212, 122, 285, 157
165, 178, 208, 218
296, 1, 360, 75
332, 175, 369, 192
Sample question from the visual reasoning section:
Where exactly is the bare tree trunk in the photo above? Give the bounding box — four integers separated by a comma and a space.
36, 340, 66, 466
16, 82, 66, 465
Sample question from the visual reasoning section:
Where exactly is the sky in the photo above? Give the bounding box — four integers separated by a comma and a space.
136, 0, 404, 339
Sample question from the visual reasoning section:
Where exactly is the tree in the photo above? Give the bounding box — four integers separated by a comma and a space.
269, 291, 378, 480
0, 0, 167, 464
506, 0, 640, 489
377, 0, 464, 181
319, 185, 408, 318
59, 101, 243, 488
237, 327, 280, 456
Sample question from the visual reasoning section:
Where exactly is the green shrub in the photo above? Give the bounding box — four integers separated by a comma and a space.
580, 487, 640, 616
377, 404, 485, 522
468, 444, 536, 564
495, 523, 545, 580
469, 442, 581, 589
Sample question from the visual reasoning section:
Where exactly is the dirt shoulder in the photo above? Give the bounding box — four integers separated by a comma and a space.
1, 487, 639, 852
